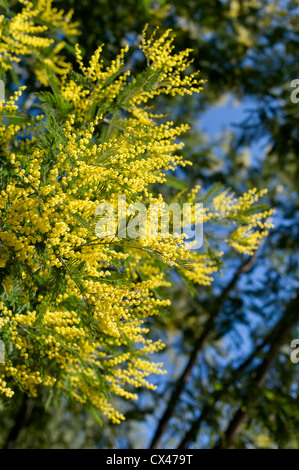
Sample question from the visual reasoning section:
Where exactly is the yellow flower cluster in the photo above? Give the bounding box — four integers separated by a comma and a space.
0, 0, 79, 85
0, 89, 183, 421
60, 26, 205, 124
139, 26, 206, 100
205, 188, 274, 255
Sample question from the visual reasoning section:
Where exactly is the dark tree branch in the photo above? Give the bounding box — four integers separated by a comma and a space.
3, 394, 34, 449
214, 293, 299, 449
177, 324, 277, 449
149, 253, 258, 449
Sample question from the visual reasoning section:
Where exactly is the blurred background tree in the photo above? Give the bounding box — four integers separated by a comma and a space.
1, 0, 299, 449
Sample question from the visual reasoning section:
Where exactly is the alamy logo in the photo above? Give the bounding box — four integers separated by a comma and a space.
0, 79, 4, 102
0, 340, 5, 363
95, 195, 203, 249
290, 339, 299, 364
290, 79, 299, 104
